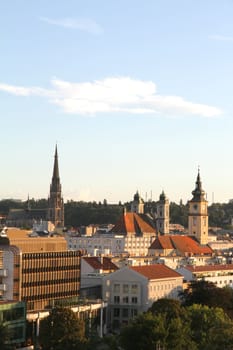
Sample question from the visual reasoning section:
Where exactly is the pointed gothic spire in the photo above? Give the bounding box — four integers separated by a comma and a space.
52, 144, 60, 180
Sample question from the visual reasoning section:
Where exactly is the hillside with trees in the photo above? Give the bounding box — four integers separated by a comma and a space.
1, 198, 233, 229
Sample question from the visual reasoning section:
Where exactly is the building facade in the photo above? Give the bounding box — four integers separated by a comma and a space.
0, 229, 81, 312
102, 264, 183, 329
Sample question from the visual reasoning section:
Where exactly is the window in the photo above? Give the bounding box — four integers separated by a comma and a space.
114, 296, 120, 304
132, 297, 138, 304
123, 296, 129, 304
113, 308, 120, 317
113, 284, 120, 293
131, 309, 138, 317
131, 284, 138, 294
123, 284, 129, 293
122, 308, 129, 318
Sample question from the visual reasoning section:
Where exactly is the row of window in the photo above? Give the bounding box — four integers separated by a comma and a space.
113, 283, 138, 294
22, 278, 79, 287
22, 266, 80, 273
24, 252, 80, 259
23, 290, 78, 301
113, 308, 138, 318
114, 296, 138, 304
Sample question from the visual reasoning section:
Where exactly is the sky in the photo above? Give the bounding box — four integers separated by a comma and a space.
0, 0, 233, 204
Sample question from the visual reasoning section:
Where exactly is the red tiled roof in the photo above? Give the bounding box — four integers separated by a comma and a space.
130, 264, 182, 280
185, 264, 233, 273
82, 257, 118, 271
110, 212, 156, 235
149, 235, 213, 255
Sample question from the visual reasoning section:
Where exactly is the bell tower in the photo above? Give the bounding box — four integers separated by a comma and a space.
156, 191, 169, 235
47, 145, 64, 228
131, 191, 144, 214
188, 170, 208, 244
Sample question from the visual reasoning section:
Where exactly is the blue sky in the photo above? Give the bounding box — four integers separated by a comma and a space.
0, 0, 233, 204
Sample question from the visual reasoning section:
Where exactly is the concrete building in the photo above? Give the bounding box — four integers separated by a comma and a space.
0, 301, 26, 348
0, 228, 81, 313
102, 264, 183, 329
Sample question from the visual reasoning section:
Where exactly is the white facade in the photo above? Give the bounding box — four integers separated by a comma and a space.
66, 234, 125, 256
66, 233, 154, 257
102, 266, 183, 329
177, 265, 233, 288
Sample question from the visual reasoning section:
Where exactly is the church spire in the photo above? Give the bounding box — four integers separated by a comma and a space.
52, 144, 60, 180
47, 145, 64, 228
191, 168, 206, 202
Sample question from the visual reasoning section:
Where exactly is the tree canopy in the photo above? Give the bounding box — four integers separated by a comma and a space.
39, 307, 87, 350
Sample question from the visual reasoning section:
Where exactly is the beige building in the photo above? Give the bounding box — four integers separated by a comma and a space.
110, 212, 156, 256
102, 264, 183, 329
188, 170, 209, 245
0, 228, 81, 312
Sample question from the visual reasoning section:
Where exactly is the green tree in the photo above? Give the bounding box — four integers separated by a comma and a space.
187, 304, 233, 350
119, 311, 196, 350
39, 307, 87, 350
149, 298, 183, 320
0, 322, 11, 350
180, 280, 233, 318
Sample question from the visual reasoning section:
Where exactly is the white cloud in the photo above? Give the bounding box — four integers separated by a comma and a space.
209, 34, 233, 42
0, 77, 222, 118
40, 17, 103, 35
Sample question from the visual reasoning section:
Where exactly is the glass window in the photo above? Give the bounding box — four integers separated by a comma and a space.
113, 284, 120, 293
113, 308, 120, 317
123, 284, 129, 293
122, 308, 129, 318
131, 284, 138, 294
123, 296, 129, 304
114, 296, 120, 304
132, 297, 138, 304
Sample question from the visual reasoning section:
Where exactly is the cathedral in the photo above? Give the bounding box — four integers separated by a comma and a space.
7, 146, 64, 230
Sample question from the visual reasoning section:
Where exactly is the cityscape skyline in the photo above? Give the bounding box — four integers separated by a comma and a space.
1, 1, 233, 204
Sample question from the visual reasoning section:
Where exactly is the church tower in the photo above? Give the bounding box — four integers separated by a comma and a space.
188, 170, 208, 244
156, 191, 169, 235
131, 191, 144, 214
47, 145, 64, 228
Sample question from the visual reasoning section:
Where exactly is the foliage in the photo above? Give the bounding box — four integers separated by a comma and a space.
119, 312, 167, 350
119, 310, 196, 350
0, 322, 11, 350
39, 307, 87, 350
64, 201, 123, 226
148, 298, 184, 320
187, 304, 233, 350
118, 297, 233, 350
180, 280, 233, 318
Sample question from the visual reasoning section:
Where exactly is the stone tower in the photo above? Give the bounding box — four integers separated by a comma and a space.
47, 145, 64, 228
188, 170, 208, 245
156, 191, 169, 235
131, 191, 144, 214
